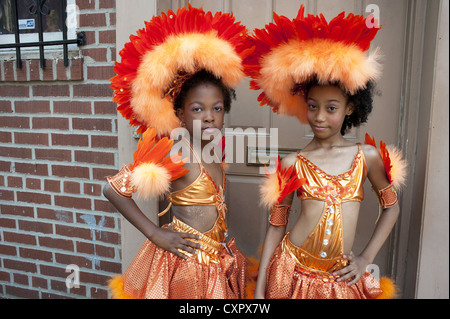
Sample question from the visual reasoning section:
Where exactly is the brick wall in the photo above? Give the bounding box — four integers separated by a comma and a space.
0, 0, 121, 299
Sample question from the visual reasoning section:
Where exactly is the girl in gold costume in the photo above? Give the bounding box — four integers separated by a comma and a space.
244, 5, 407, 299
104, 5, 251, 299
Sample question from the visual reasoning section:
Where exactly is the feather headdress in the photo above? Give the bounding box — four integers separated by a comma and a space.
111, 4, 250, 135
243, 5, 382, 123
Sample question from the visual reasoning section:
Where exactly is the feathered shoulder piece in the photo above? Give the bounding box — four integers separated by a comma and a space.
365, 134, 407, 191
129, 128, 188, 199
259, 156, 308, 208
243, 4, 382, 123
111, 4, 250, 135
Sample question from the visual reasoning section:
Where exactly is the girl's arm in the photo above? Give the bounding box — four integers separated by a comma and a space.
103, 183, 201, 259
335, 145, 400, 285
254, 153, 298, 299
254, 193, 294, 299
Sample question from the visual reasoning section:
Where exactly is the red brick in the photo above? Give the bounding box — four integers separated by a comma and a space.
0, 146, 32, 159
0, 217, 16, 229
35, 148, 72, 162
19, 247, 53, 262
44, 179, 61, 192
0, 85, 29, 97
32, 276, 48, 290
51, 133, 89, 147
7, 176, 23, 188
42, 59, 55, 81
32, 117, 69, 130
0, 161, 12, 172
5, 286, 40, 299
3, 61, 15, 81
72, 118, 112, 132
15, 162, 48, 176
3, 232, 37, 245
56, 59, 68, 81
87, 65, 115, 80
76, 241, 115, 258
0, 116, 30, 129
39, 236, 74, 251
15, 100, 51, 113
94, 199, 117, 213
84, 183, 102, 196
98, 30, 116, 44
55, 224, 91, 240
100, 0, 115, 9
40, 265, 68, 279
26, 178, 41, 190
16, 60, 28, 81
0, 244, 17, 256
75, 150, 115, 165
52, 165, 89, 178
18, 220, 53, 234
32, 85, 70, 97
55, 195, 91, 210
81, 48, 107, 62
63, 181, 80, 194
55, 253, 91, 268
92, 167, 117, 181
70, 58, 84, 80
0, 100, 12, 112
0, 204, 34, 217
3, 259, 37, 273
17, 191, 52, 205
73, 84, 113, 98
37, 208, 73, 222
0, 131, 12, 143
94, 101, 117, 115
53, 101, 91, 114
79, 13, 107, 28
29, 59, 41, 81
0, 189, 15, 201
15, 132, 49, 146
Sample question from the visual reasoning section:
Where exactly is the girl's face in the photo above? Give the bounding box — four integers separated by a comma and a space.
306, 85, 353, 139
176, 83, 225, 139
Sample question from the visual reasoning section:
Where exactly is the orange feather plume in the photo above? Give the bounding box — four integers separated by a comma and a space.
365, 133, 407, 191
260, 156, 308, 208
129, 128, 188, 199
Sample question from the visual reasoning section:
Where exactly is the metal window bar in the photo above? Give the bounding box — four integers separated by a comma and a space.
0, 0, 86, 69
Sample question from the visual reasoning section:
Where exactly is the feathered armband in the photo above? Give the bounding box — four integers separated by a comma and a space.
107, 127, 188, 200
365, 134, 408, 211
259, 156, 307, 227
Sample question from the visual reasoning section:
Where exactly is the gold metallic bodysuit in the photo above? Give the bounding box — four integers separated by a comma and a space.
291, 144, 366, 273
266, 144, 384, 299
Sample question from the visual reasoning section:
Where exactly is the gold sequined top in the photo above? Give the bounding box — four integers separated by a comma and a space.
293, 144, 367, 272
166, 139, 228, 243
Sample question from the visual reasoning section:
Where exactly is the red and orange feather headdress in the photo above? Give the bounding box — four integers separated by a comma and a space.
111, 4, 250, 135
243, 5, 382, 123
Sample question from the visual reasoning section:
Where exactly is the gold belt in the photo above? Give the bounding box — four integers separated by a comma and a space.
171, 217, 227, 266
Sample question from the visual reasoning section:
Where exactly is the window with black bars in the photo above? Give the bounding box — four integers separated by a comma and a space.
0, 0, 85, 69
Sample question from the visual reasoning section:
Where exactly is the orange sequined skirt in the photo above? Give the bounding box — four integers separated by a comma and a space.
109, 217, 248, 299
265, 235, 392, 299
